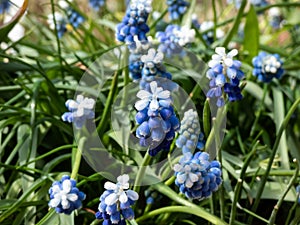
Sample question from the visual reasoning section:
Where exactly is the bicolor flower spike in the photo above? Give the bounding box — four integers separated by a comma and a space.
116, 0, 152, 45
166, 0, 189, 21
296, 185, 300, 205
174, 152, 222, 200
48, 175, 86, 215
199, 21, 224, 45
0, 0, 10, 14
135, 81, 180, 156
61, 95, 95, 129
156, 25, 195, 57
176, 109, 202, 154
252, 51, 284, 83
206, 47, 244, 107
95, 174, 139, 225
89, 0, 105, 11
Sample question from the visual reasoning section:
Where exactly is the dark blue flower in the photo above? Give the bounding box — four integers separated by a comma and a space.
200, 21, 225, 45
61, 95, 95, 128
206, 47, 244, 107
252, 51, 284, 83
0, 0, 10, 14
174, 151, 222, 200
250, 0, 268, 7
176, 109, 202, 154
89, 0, 105, 11
47, 12, 68, 38
96, 174, 139, 225
116, 0, 152, 45
48, 175, 86, 215
67, 9, 85, 29
156, 24, 195, 57
166, 0, 189, 21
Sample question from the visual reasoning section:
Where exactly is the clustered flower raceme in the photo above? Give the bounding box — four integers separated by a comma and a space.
252, 51, 284, 83
62, 94, 95, 128
206, 47, 244, 107
296, 185, 300, 205
115, 0, 152, 45
174, 151, 222, 200
268, 7, 283, 30
166, 0, 189, 21
199, 21, 225, 45
135, 81, 180, 156
96, 174, 139, 225
89, 0, 105, 11
176, 109, 203, 154
0, 0, 10, 14
155, 24, 195, 57
47, 0, 84, 38
48, 175, 86, 215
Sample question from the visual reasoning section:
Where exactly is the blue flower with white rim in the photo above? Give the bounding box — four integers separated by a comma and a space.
48, 175, 86, 215
61, 95, 95, 129
206, 47, 244, 107
0, 0, 10, 14
89, 0, 105, 11
96, 174, 139, 224
252, 51, 284, 83
166, 0, 189, 21
156, 24, 195, 57
115, 0, 152, 45
134, 80, 180, 156
199, 21, 225, 45
174, 151, 222, 200
47, 12, 68, 38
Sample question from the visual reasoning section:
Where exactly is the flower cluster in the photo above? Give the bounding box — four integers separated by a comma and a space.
128, 37, 151, 80
268, 8, 283, 30
116, 0, 152, 44
252, 51, 284, 83
200, 21, 225, 45
174, 151, 222, 200
297, 185, 300, 205
206, 47, 244, 107
48, 175, 86, 215
176, 109, 202, 154
156, 24, 195, 57
135, 81, 180, 156
89, 0, 105, 11
166, 0, 189, 21
47, 1, 84, 38
96, 174, 139, 225
250, 0, 268, 7
61, 95, 95, 129
0, 0, 10, 14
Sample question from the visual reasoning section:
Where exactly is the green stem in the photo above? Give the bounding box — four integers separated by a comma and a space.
153, 183, 229, 225
222, 0, 247, 47
229, 141, 259, 225
150, 9, 168, 30
285, 193, 300, 225
250, 83, 268, 137
268, 159, 299, 225
71, 137, 86, 179
133, 151, 152, 193
251, 97, 300, 214
97, 71, 119, 135
212, 0, 217, 42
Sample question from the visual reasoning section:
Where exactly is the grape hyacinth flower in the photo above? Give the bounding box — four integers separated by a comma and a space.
156, 24, 195, 57
250, 0, 268, 8
252, 51, 284, 83
89, 0, 105, 11
48, 175, 86, 215
135, 81, 180, 156
128, 36, 151, 80
95, 174, 139, 225
166, 0, 189, 21
268, 8, 283, 30
296, 185, 300, 204
200, 21, 225, 45
61, 95, 95, 129
116, 0, 152, 45
174, 151, 222, 200
191, 14, 201, 29
0, 0, 10, 14
176, 109, 201, 154
139, 48, 177, 91
47, 12, 68, 38
206, 47, 244, 107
